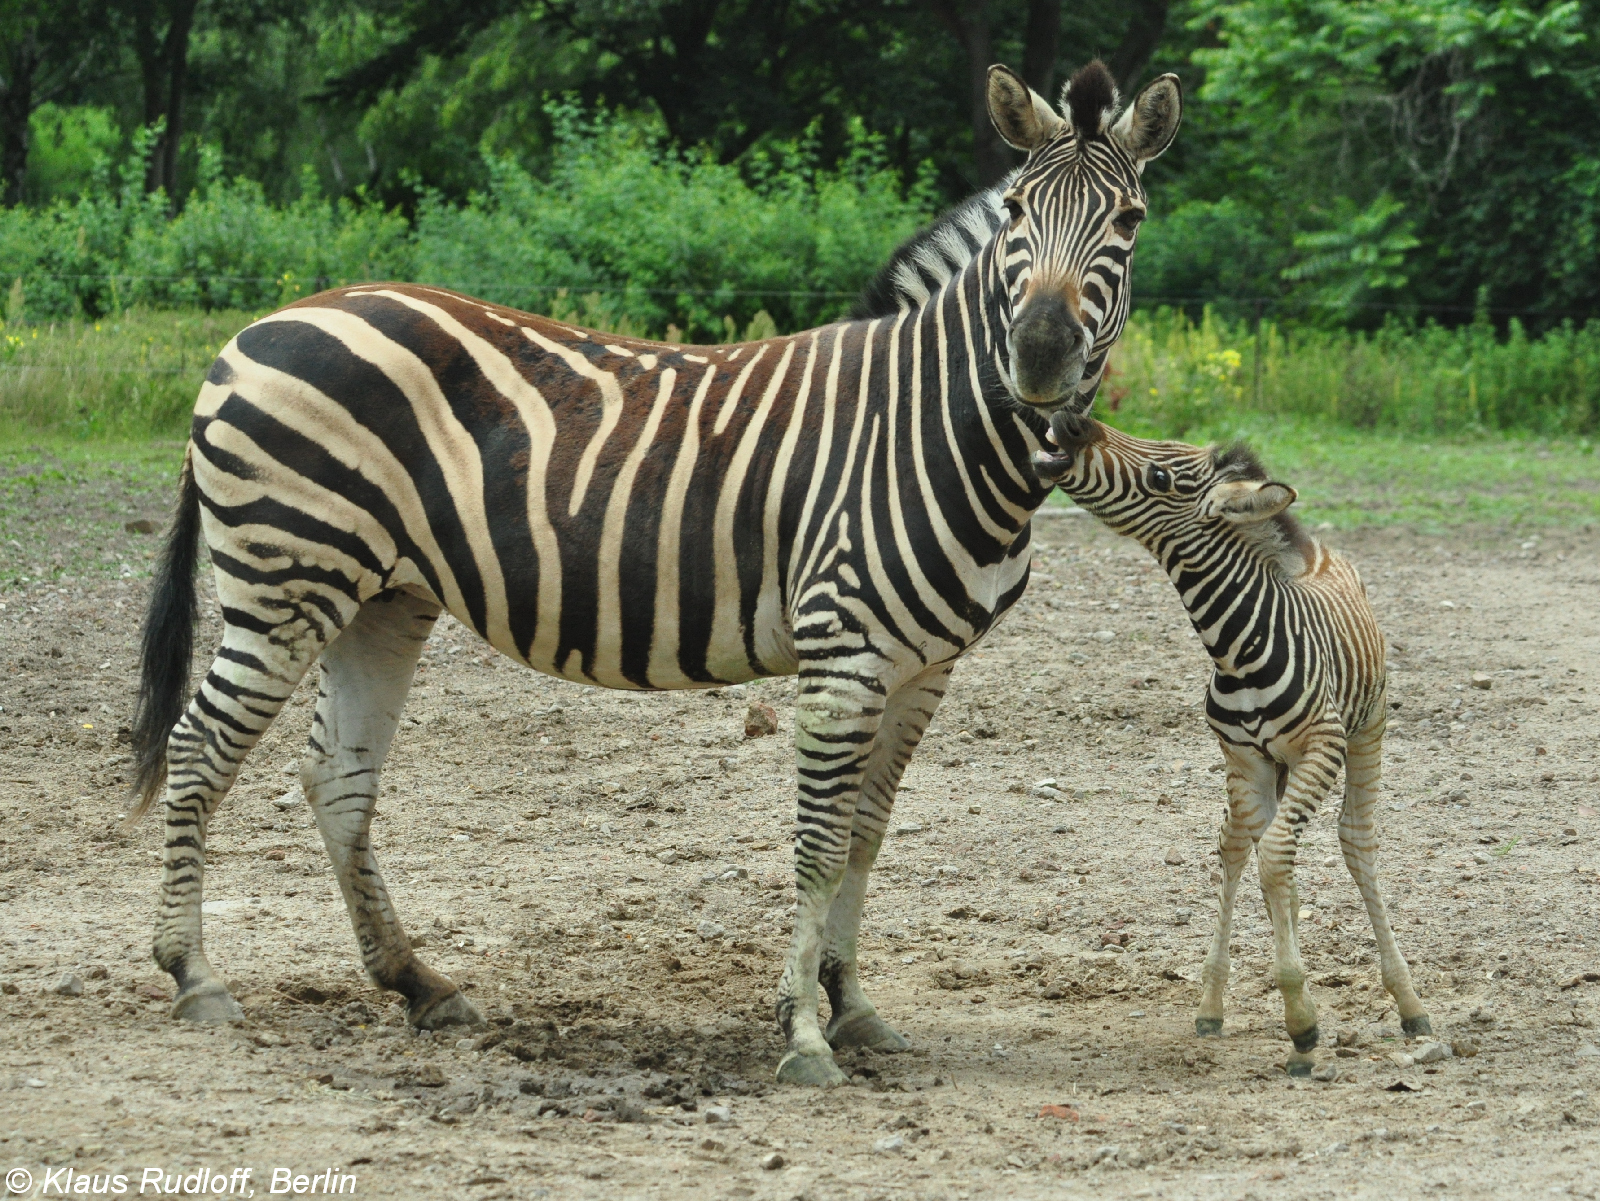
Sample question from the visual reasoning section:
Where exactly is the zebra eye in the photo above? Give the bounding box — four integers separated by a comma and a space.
1113, 208, 1145, 237
1146, 463, 1173, 492
1003, 198, 1025, 227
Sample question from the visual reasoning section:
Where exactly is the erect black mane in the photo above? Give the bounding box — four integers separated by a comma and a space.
1063, 60, 1119, 138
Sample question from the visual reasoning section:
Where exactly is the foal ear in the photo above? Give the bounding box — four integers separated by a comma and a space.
987, 64, 1065, 151
1203, 480, 1297, 524
1109, 73, 1183, 171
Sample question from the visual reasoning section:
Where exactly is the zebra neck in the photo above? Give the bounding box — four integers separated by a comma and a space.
1162, 540, 1279, 672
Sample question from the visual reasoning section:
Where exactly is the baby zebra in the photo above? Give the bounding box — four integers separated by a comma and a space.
1035, 417, 1430, 1073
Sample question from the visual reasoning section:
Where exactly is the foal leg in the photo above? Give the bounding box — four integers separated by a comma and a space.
821, 664, 951, 1053
773, 664, 888, 1087
156, 625, 325, 1022
302, 591, 481, 1029
1258, 720, 1345, 1074
1341, 717, 1430, 1036
1196, 749, 1275, 1037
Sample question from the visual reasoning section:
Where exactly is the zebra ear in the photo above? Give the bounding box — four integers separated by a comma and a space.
987, 65, 1066, 151
1206, 480, 1297, 524
1109, 73, 1183, 171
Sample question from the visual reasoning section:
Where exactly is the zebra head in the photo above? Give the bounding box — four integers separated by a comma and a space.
987, 60, 1182, 419
1033, 418, 1300, 559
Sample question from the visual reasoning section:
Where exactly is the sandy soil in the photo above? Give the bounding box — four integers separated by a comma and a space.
2, 482, 1599, 1201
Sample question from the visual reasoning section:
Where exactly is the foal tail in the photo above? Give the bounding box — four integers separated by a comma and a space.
128, 450, 204, 820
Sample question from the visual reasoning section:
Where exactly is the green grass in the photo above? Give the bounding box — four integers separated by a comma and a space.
0, 309, 253, 438
1046, 414, 1599, 532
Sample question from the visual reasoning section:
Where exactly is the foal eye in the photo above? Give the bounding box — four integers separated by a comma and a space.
1146, 463, 1173, 492
1003, 198, 1025, 226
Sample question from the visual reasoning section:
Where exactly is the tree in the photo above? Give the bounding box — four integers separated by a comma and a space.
0, 0, 105, 204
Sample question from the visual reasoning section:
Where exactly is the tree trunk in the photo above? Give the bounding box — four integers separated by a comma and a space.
1022, 0, 1060, 101
927, 0, 1012, 186
133, 0, 198, 198
1107, 0, 1170, 96
0, 29, 39, 206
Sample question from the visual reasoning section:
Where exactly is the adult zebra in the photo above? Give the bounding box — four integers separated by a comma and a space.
129, 60, 1181, 1087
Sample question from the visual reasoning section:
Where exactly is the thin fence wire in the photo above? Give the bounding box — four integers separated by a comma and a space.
11, 272, 1600, 318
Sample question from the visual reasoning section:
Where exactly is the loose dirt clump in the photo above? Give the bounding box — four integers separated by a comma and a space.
2, 506, 1598, 1199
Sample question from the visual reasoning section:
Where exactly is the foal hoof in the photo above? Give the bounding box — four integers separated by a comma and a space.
775, 1050, 849, 1089
827, 1012, 911, 1053
1402, 1014, 1434, 1039
1286, 1052, 1315, 1078
409, 989, 484, 1030
171, 983, 244, 1025
1195, 1018, 1223, 1038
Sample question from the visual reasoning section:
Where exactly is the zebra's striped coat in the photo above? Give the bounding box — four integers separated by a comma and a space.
130, 60, 1183, 1086
1037, 419, 1430, 1069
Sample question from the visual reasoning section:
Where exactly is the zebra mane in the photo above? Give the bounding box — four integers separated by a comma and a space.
1212, 442, 1314, 578
849, 173, 1015, 319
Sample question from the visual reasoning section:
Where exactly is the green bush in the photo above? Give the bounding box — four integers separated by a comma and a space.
0, 107, 932, 341
1110, 307, 1600, 438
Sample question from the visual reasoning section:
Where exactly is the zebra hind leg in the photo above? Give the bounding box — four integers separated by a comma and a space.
301, 591, 482, 1030
1196, 749, 1275, 1037
1340, 720, 1430, 1037
156, 631, 323, 1023
820, 665, 951, 1054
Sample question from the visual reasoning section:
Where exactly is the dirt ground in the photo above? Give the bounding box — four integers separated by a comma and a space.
2, 472, 1599, 1201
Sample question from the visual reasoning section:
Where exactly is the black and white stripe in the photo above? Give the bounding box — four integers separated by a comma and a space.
128, 60, 1182, 1087
1039, 419, 1432, 1072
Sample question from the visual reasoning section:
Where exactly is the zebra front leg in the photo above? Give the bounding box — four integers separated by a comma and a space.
303, 592, 481, 1030
156, 630, 322, 1023
820, 665, 951, 1053
1196, 749, 1274, 1037
1258, 726, 1344, 1074
774, 668, 887, 1088
1341, 716, 1430, 1037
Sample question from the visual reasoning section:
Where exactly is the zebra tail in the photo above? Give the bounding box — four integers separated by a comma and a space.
128, 450, 203, 821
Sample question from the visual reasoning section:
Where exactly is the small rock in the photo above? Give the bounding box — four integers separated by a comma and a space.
1311, 1065, 1339, 1082
1091, 630, 1115, 642
873, 1134, 905, 1154
401, 1063, 447, 1088
744, 702, 778, 739
762, 872, 787, 889
86, 965, 108, 981
896, 823, 924, 835
656, 850, 678, 865
1576, 1044, 1600, 1060
1469, 1007, 1497, 1027
1172, 908, 1192, 926
1, 982, 19, 996
124, 518, 158, 535
977, 909, 1000, 923
1471, 851, 1491, 865
455, 1038, 476, 1052
135, 983, 168, 1001
704, 1105, 731, 1123
1031, 785, 1065, 801
53, 973, 84, 997
272, 786, 303, 811
1470, 673, 1492, 690
1388, 1052, 1415, 1069
696, 920, 725, 941
700, 1137, 724, 1151
1415, 1041, 1451, 1064
1164, 849, 1185, 866
1451, 1037, 1479, 1058
760, 1152, 785, 1170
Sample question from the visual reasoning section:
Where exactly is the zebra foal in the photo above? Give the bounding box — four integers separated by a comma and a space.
126, 61, 1183, 1086
1036, 418, 1430, 1073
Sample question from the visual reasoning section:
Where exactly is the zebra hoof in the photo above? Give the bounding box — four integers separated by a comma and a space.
1402, 1014, 1434, 1039
1286, 1052, 1315, 1078
827, 1012, 911, 1053
1291, 1025, 1320, 1054
410, 989, 484, 1030
171, 983, 244, 1025
1195, 1018, 1223, 1038
775, 1050, 848, 1088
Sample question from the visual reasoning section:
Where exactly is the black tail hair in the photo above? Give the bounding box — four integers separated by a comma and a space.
128, 451, 203, 820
